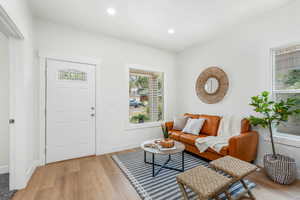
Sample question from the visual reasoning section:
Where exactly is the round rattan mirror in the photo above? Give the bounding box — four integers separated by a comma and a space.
195, 67, 229, 104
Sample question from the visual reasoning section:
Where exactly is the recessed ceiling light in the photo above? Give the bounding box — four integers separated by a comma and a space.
107, 8, 116, 16
168, 29, 175, 34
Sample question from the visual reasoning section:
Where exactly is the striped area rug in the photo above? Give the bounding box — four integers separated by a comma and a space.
112, 150, 256, 200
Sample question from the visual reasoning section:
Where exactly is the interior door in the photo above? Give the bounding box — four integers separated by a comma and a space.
46, 59, 96, 163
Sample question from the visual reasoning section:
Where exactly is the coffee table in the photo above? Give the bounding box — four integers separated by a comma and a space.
141, 140, 185, 177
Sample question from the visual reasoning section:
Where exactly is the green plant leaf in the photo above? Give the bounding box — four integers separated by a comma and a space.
262, 91, 269, 97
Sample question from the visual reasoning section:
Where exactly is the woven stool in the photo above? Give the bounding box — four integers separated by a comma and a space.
176, 165, 233, 200
210, 156, 258, 200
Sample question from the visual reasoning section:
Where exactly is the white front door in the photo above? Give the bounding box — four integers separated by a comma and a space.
46, 59, 96, 163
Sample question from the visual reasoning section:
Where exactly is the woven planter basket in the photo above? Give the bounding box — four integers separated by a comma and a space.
264, 154, 297, 185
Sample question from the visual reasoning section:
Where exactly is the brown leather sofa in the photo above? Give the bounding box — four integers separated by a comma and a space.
165, 113, 258, 162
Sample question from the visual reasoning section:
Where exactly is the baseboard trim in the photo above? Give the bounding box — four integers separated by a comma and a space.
0, 165, 8, 174
24, 160, 39, 186
97, 144, 140, 155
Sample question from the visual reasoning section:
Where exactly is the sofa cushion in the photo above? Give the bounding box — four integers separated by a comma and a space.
198, 115, 221, 136
182, 118, 206, 135
173, 116, 188, 130
180, 133, 206, 145
169, 130, 183, 140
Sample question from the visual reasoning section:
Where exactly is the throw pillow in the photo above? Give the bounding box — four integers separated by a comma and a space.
182, 118, 206, 135
173, 116, 188, 130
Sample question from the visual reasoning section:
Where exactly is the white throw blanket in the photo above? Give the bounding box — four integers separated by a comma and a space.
195, 115, 242, 153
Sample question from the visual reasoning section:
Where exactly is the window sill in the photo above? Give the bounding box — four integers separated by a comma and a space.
264, 132, 300, 148
125, 122, 162, 130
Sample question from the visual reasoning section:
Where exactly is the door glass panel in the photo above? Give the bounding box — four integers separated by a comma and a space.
58, 69, 87, 81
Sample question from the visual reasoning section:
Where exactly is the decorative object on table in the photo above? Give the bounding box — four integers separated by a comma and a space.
195, 66, 229, 104
143, 142, 158, 149
161, 123, 169, 139
159, 123, 175, 148
153, 138, 175, 149
130, 113, 149, 123
248, 91, 300, 184
158, 138, 175, 148
112, 150, 256, 200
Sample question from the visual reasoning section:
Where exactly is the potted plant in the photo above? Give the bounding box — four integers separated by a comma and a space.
248, 91, 300, 184
131, 114, 149, 123
159, 123, 174, 148
161, 123, 169, 139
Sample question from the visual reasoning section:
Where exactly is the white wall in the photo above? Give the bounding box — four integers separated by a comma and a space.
177, 1, 300, 177
35, 19, 177, 155
0, 31, 9, 173
0, 0, 38, 189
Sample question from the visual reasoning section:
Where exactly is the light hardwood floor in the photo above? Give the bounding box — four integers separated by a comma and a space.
13, 149, 300, 200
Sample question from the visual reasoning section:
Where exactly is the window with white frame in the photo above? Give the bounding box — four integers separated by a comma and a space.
129, 68, 164, 124
272, 45, 300, 136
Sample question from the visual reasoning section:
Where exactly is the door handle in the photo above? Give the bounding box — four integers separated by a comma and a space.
91, 107, 95, 110
9, 119, 15, 124
91, 114, 95, 117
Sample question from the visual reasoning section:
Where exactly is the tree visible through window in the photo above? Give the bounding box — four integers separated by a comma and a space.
272, 45, 300, 136
129, 68, 164, 124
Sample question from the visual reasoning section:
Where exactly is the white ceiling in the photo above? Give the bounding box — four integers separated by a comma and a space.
28, 0, 293, 52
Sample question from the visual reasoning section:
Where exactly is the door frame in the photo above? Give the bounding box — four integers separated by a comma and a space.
39, 54, 101, 165
0, 5, 24, 190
